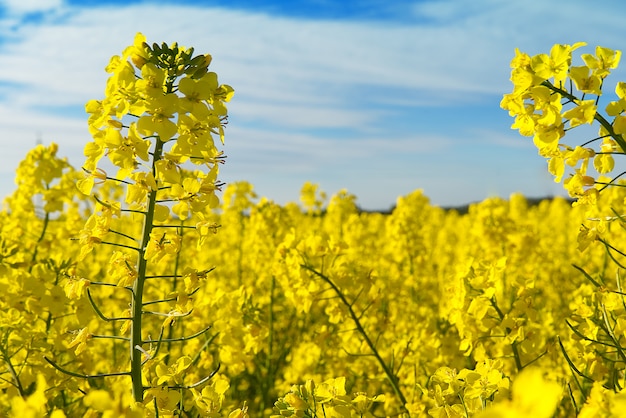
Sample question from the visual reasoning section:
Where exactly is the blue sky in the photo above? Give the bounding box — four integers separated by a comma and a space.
0, 0, 625, 210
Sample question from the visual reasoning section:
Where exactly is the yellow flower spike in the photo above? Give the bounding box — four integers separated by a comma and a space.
13, 33, 236, 414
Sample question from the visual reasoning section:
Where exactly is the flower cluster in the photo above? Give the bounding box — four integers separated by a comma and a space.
502, 43, 626, 417
47, 32, 239, 413
501, 43, 622, 207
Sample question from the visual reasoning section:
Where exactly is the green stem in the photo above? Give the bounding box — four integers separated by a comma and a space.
165, 220, 184, 363
130, 137, 165, 402
44, 356, 130, 380
261, 276, 276, 413
301, 264, 408, 411
490, 297, 523, 372
1, 346, 25, 397
542, 80, 626, 153
29, 211, 49, 272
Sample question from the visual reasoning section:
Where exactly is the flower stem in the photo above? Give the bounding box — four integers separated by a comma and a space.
130, 136, 165, 402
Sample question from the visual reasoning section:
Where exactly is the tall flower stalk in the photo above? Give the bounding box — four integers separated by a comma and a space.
46, 33, 233, 409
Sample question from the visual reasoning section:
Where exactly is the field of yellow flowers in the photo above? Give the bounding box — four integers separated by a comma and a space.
2, 36, 626, 417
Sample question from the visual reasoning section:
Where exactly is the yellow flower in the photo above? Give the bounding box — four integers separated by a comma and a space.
144, 231, 182, 263
83, 390, 113, 412
577, 223, 603, 251
192, 375, 230, 414
145, 387, 182, 415
476, 368, 561, 418
547, 152, 565, 183
78, 212, 111, 260
127, 32, 149, 68
108, 251, 138, 287
562, 99, 597, 127
569, 66, 602, 95
126, 171, 157, 205
137, 93, 180, 141
68, 327, 92, 355
63, 276, 91, 299
531, 42, 586, 86
9, 375, 54, 418
581, 46, 622, 78
155, 356, 192, 385
606, 81, 626, 116
178, 74, 216, 118
228, 403, 249, 418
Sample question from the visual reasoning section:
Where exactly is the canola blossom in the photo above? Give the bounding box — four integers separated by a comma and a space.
1, 35, 626, 417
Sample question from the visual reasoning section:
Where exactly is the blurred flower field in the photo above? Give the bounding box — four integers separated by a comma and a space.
3, 148, 622, 416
